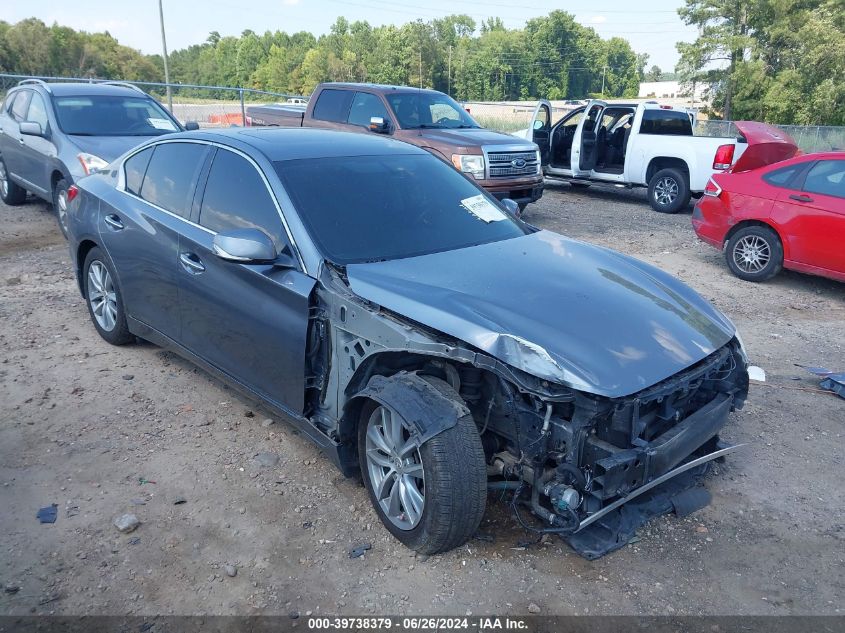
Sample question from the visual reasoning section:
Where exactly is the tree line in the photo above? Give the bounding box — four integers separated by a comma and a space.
0, 13, 645, 101
677, 0, 844, 125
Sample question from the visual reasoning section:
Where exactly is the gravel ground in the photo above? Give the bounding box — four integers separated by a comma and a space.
1, 181, 843, 616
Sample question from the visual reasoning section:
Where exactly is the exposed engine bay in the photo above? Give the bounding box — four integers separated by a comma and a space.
467, 340, 748, 557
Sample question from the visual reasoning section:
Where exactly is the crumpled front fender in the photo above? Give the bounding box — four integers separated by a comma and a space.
350, 371, 470, 445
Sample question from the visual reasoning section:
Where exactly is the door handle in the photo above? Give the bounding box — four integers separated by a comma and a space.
179, 252, 205, 274
104, 214, 124, 230
789, 194, 813, 203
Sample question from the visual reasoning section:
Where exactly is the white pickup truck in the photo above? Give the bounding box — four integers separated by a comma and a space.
517, 99, 781, 213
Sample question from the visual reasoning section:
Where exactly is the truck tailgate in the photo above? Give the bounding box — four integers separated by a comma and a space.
246, 104, 306, 127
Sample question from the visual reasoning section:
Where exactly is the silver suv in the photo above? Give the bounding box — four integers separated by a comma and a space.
0, 79, 193, 237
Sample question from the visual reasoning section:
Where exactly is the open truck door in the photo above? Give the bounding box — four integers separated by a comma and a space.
571, 100, 607, 177
529, 99, 552, 167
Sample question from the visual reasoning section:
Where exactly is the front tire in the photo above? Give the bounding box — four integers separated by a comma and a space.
648, 167, 690, 213
358, 397, 487, 555
0, 157, 27, 205
53, 178, 71, 239
83, 247, 134, 345
725, 225, 783, 282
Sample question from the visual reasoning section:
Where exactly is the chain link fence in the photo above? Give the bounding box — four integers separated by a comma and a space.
0, 73, 305, 128
696, 119, 844, 153
463, 101, 578, 133
2, 74, 843, 152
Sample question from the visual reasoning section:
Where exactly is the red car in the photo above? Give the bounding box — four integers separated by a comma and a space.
693, 142, 845, 283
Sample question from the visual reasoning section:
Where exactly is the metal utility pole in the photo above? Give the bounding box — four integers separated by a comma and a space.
448, 45, 452, 97
601, 65, 607, 97
158, 0, 173, 112
419, 51, 423, 89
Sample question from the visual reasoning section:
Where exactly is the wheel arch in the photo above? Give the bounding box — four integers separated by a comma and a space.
724, 219, 787, 259
75, 239, 99, 296
645, 156, 690, 184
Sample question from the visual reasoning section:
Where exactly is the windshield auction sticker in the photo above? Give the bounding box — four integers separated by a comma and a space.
147, 117, 178, 131
461, 195, 507, 223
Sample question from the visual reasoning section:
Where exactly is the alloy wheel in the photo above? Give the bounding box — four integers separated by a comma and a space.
88, 261, 118, 331
365, 405, 425, 530
0, 161, 8, 197
733, 235, 771, 273
56, 188, 69, 233
653, 176, 679, 206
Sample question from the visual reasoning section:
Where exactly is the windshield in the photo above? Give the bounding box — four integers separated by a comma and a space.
53, 96, 180, 136
275, 154, 527, 265
386, 93, 480, 130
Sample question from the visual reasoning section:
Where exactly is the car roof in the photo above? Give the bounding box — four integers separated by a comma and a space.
19, 82, 151, 98
166, 127, 429, 161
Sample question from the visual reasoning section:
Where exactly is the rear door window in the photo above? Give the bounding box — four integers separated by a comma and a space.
312, 89, 354, 123
639, 109, 693, 135
763, 164, 804, 188
802, 160, 845, 199
124, 147, 154, 196
139, 142, 208, 218
347, 92, 389, 127
198, 149, 287, 249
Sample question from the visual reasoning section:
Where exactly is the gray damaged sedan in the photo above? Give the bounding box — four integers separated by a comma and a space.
67, 128, 749, 558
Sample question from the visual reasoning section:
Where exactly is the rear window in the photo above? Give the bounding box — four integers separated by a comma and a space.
124, 147, 154, 196
639, 109, 693, 136
53, 95, 179, 136
139, 143, 208, 217
274, 154, 527, 265
312, 89, 354, 123
763, 164, 803, 188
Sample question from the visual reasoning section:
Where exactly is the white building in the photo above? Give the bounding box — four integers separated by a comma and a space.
638, 80, 709, 107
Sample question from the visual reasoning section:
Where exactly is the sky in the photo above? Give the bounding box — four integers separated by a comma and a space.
4, 0, 698, 72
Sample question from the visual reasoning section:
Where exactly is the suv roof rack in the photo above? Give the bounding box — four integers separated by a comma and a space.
100, 81, 145, 94
17, 78, 52, 93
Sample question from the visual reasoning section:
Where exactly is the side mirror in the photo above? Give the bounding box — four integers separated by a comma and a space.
20, 121, 44, 137
369, 116, 390, 134
212, 228, 277, 263
500, 198, 521, 217
184, 121, 200, 131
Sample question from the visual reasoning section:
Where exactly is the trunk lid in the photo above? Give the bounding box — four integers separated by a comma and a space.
731, 121, 798, 172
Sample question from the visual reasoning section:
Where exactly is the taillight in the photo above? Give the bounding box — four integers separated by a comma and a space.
66, 185, 79, 203
703, 177, 722, 197
713, 144, 735, 170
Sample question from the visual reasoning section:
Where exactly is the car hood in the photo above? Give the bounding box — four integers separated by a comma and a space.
413, 127, 537, 149
345, 231, 735, 398
70, 135, 163, 163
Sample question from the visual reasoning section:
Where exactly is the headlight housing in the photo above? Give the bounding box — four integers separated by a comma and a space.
536, 149, 542, 174
77, 153, 108, 176
451, 154, 485, 180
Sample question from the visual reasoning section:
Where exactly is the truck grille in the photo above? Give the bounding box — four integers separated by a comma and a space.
487, 151, 538, 178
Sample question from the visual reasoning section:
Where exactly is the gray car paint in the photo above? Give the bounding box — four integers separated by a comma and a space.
346, 230, 735, 398
0, 84, 183, 201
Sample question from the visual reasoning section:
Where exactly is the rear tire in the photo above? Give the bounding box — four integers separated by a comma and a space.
53, 178, 71, 239
725, 225, 783, 282
648, 167, 690, 213
0, 157, 27, 205
83, 247, 134, 345
358, 393, 487, 555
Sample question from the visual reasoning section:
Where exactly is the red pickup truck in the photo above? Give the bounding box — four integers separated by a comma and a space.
246, 83, 544, 210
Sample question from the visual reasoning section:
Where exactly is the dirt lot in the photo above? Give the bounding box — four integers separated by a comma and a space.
1, 181, 843, 617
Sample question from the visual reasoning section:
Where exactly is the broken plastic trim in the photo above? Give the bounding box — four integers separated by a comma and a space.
575, 443, 745, 533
